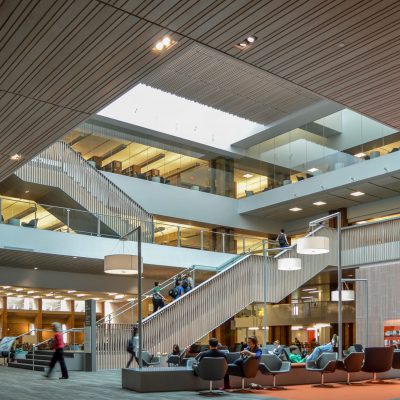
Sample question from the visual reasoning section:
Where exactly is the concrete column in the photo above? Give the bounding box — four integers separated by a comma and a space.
35, 299, 43, 343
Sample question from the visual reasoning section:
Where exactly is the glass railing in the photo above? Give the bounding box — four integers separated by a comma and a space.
0, 196, 271, 254
236, 301, 355, 327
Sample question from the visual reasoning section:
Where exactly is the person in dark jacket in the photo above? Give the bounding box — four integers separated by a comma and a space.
193, 338, 227, 378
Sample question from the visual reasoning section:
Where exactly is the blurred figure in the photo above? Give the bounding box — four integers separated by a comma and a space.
45, 322, 68, 379
272, 340, 284, 357
126, 324, 138, 368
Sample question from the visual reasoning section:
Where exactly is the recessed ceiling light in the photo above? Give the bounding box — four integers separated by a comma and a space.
33, 296, 42, 299
162, 37, 171, 46
108, 292, 117, 296
301, 296, 313, 299
127, 298, 136, 301
34, 267, 38, 270
239, 41, 247, 47
354, 152, 366, 158
313, 201, 326, 206
289, 207, 302, 212
15, 288, 23, 292
10, 154, 22, 161
5, 292, 13, 296
153, 36, 176, 52
25, 190, 30, 194
73, 256, 78, 259
46, 293, 54, 297
308, 290, 321, 293
243, 173, 253, 178
356, 220, 367, 224
247, 36, 257, 43
67, 290, 76, 293
54, 295, 62, 299
2, 286, 10, 289
114, 294, 125, 300
350, 191, 365, 197
303, 288, 317, 292
76, 293, 87, 297
27, 291, 35, 294
308, 168, 319, 173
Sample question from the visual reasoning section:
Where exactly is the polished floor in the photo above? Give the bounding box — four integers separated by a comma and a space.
0, 366, 269, 400
2, 366, 400, 400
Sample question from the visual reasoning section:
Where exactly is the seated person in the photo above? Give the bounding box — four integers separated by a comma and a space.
223, 336, 262, 390
307, 334, 337, 363
193, 337, 227, 376
288, 346, 307, 363
271, 340, 284, 357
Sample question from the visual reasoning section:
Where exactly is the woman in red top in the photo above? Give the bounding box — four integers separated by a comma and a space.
45, 322, 69, 379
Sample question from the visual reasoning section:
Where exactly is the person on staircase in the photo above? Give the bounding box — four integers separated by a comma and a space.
45, 322, 69, 379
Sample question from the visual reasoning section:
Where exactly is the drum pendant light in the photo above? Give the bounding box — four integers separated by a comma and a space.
297, 236, 330, 254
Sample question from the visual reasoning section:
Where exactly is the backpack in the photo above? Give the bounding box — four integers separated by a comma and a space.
278, 233, 286, 246
182, 278, 190, 291
152, 291, 162, 302
168, 287, 179, 299
127, 339, 133, 354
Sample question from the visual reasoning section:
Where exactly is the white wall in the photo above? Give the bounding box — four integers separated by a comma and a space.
104, 172, 281, 233
0, 224, 234, 269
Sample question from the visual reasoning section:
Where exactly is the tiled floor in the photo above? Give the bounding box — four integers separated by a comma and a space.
0, 366, 277, 400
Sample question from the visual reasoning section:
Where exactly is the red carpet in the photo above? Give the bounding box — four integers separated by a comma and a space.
253, 380, 400, 400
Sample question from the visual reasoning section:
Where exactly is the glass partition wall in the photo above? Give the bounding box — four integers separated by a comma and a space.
65, 108, 398, 200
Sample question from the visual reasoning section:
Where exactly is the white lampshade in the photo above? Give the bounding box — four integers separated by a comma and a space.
297, 236, 330, 254
104, 254, 139, 275
331, 289, 355, 301
278, 258, 302, 270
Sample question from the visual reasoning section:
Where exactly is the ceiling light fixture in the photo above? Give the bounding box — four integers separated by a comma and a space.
297, 236, 330, 254
76, 293, 87, 297
108, 292, 117, 296
308, 168, 319, 173
356, 220, 367, 224
114, 294, 125, 300
350, 191, 365, 197
153, 36, 176, 52
67, 290, 76, 293
302, 288, 317, 292
237, 35, 257, 49
10, 154, 22, 161
354, 152, 366, 158
289, 207, 302, 212
27, 291, 35, 294
313, 201, 326, 206
25, 190, 30, 193
15, 288, 23, 292
55, 295, 62, 299
243, 173, 253, 178
34, 267, 38, 270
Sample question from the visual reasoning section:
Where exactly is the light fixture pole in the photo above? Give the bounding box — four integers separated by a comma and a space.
104, 225, 143, 369
307, 212, 343, 359
263, 240, 268, 346
341, 278, 368, 347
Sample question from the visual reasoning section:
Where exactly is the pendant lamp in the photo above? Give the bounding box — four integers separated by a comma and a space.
297, 236, 330, 254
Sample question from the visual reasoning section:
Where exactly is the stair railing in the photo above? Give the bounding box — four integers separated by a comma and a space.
31, 328, 84, 372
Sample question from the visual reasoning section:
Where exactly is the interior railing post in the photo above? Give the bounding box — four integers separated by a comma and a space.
66, 208, 70, 232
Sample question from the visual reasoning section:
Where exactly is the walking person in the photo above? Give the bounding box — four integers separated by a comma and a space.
276, 229, 289, 248
126, 324, 139, 368
152, 281, 166, 312
45, 322, 68, 379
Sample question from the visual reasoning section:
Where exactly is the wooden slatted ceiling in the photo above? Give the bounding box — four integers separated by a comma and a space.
0, 0, 191, 181
109, 0, 400, 128
3, 0, 400, 182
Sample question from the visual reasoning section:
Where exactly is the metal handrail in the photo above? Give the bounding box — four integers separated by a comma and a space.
96, 264, 197, 325
0, 193, 272, 249
31, 328, 85, 371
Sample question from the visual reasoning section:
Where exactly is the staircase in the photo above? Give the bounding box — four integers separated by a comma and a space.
141, 226, 337, 355
14, 141, 153, 241
8, 350, 78, 372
